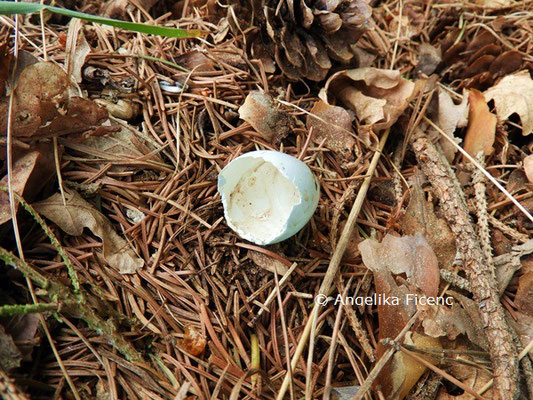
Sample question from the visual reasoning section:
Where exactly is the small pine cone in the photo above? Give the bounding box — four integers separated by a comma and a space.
252, 0, 372, 81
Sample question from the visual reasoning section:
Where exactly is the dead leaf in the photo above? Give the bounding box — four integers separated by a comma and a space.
65, 19, 91, 83
174, 51, 214, 72
359, 233, 440, 298
0, 43, 12, 96
34, 190, 144, 274
359, 234, 443, 399
515, 272, 533, 316
389, 332, 441, 400
524, 154, 533, 184
0, 144, 56, 226
248, 250, 288, 275
238, 91, 293, 142
483, 70, 533, 136
416, 43, 442, 76
4, 313, 40, 361
62, 123, 156, 172
400, 173, 456, 269
319, 67, 416, 132
436, 89, 469, 162
434, 341, 493, 400
0, 62, 108, 138
178, 325, 207, 356
0, 325, 22, 371
306, 100, 356, 159
463, 89, 496, 157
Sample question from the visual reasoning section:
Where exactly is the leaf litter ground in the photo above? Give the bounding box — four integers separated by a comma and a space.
1, 1, 533, 399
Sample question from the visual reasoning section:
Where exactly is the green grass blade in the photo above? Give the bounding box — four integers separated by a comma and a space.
0, 1, 203, 38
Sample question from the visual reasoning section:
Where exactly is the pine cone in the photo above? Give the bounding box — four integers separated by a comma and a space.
251, 0, 372, 81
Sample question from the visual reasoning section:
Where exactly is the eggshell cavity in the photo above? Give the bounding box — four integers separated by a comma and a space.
218, 151, 320, 245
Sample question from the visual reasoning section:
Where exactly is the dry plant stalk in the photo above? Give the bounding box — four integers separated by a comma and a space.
411, 135, 518, 399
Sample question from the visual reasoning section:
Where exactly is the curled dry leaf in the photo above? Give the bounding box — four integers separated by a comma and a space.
34, 190, 144, 274
463, 89, 496, 157
238, 91, 293, 142
389, 332, 441, 400
65, 19, 91, 83
178, 325, 207, 356
525, 154, 533, 184
0, 144, 55, 226
436, 89, 468, 162
306, 100, 356, 159
0, 62, 108, 138
319, 67, 415, 132
484, 70, 533, 136
248, 250, 288, 275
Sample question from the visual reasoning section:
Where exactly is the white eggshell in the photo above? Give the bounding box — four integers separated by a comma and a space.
218, 150, 320, 245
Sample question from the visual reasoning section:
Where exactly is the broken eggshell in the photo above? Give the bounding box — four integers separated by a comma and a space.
218, 150, 320, 245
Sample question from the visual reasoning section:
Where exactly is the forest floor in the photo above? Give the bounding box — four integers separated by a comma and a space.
1, 0, 533, 399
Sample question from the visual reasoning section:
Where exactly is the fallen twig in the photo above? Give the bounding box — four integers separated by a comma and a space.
412, 134, 518, 399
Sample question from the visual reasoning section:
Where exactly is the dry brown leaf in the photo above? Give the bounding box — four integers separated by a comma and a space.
416, 43, 442, 76
359, 234, 442, 399
400, 173, 456, 269
515, 272, 533, 316
0, 62, 108, 138
389, 332, 441, 400
437, 89, 469, 161
65, 20, 91, 83
483, 70, 533, 136
319, 67, 415, 132
463, 89, 496, 157
306, 100, 356, 159
524, 154, 533, 184
174, 51, 215, 72
34, 190, 143, 274
0, 144, 55, 226
421, 291, 488, 351
359, 233, 440, 298
238, 91, 293, 142
435, 341, 493, 400
248, 250, 288, 275
0, 325, 21, 371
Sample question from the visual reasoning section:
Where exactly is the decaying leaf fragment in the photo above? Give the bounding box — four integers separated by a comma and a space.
359, 234, 442, 399
360, 233, 440, 298
463, 89, 496, 157
238, 91, 293, 142
306, 100, 356, 159
0, 144, 55, 226
400, 174, 456, 269
319, 68, 415, 132
34, 190, 143, 274
248, 250, 288, 275
525, 154, 533, 184
436, 89, 469, 162
0, 62, 108, 138
484, 70, 533, 136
